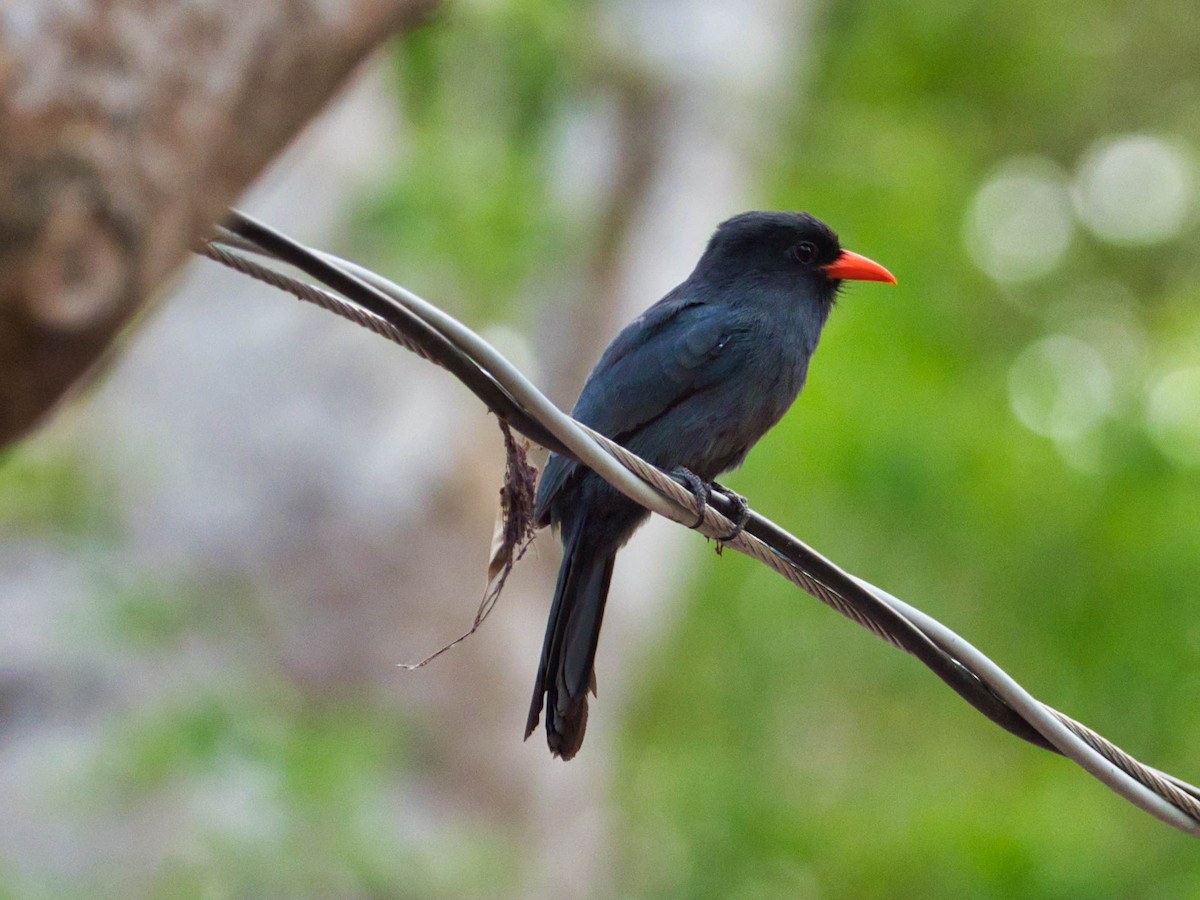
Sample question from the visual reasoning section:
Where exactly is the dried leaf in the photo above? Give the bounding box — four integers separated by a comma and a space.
399, 418, 539, 670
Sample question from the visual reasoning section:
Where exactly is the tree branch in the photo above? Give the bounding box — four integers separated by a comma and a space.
0, 0, 437, 446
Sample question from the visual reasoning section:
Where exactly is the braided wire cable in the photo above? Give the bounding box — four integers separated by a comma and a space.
197, 214, 1200, 835
200, 242, 435, 361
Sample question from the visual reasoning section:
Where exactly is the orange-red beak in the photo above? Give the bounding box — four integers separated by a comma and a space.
822, 249, 897, 284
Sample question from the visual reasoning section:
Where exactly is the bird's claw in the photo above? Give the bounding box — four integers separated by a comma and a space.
709, 480, 750, 547
671, 472, 749, 547
672, 467, 710, 528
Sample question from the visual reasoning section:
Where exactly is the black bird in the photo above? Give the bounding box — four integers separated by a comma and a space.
527, 211, 895, 759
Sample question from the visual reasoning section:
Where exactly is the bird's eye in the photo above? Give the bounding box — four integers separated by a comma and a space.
791, 241, 818, 265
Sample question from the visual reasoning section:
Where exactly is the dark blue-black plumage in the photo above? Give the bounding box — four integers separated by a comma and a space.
527, 211, 893, 759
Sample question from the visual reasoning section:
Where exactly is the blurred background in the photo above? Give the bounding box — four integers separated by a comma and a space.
3, 0, 1200, 896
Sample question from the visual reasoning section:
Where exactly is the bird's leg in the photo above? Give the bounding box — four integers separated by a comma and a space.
671, 467, 710, 528
709, 480, 750, 547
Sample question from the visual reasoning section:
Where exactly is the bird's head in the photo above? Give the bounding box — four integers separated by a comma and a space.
696, 211, 896, 304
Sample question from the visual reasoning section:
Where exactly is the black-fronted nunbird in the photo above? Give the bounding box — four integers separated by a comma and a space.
528, 211, 895, 759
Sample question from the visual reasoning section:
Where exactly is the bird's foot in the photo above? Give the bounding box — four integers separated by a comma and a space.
708, 480, 750, 551
671, 467, 710, 528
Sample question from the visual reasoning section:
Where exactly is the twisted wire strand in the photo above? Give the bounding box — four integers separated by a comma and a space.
1055, 714, 1200, 815
199, 242, 437, 363
198, 220, 1200, 835
200, 240, 916, 656
591, 431, 911, 647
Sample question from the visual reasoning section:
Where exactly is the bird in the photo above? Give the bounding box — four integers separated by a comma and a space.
526, 211, 895, 759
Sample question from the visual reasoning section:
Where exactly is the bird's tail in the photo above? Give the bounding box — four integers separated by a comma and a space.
525, 516, 616, 760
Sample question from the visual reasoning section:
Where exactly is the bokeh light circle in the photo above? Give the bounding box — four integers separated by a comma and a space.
1147, 366, 1200, 465
1072, 134, 1196, 245
965, 160, 1074, 283
1008, 335, 1113, 441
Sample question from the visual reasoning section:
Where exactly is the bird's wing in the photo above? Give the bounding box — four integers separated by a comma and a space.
573, 300, 738, 436
535, 292, 748, 521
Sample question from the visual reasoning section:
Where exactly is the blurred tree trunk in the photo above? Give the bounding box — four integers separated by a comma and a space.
0, 0, 436, 448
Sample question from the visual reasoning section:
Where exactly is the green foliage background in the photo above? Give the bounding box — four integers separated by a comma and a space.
612, 2, 1200, 898
367, 3, 1200, 890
